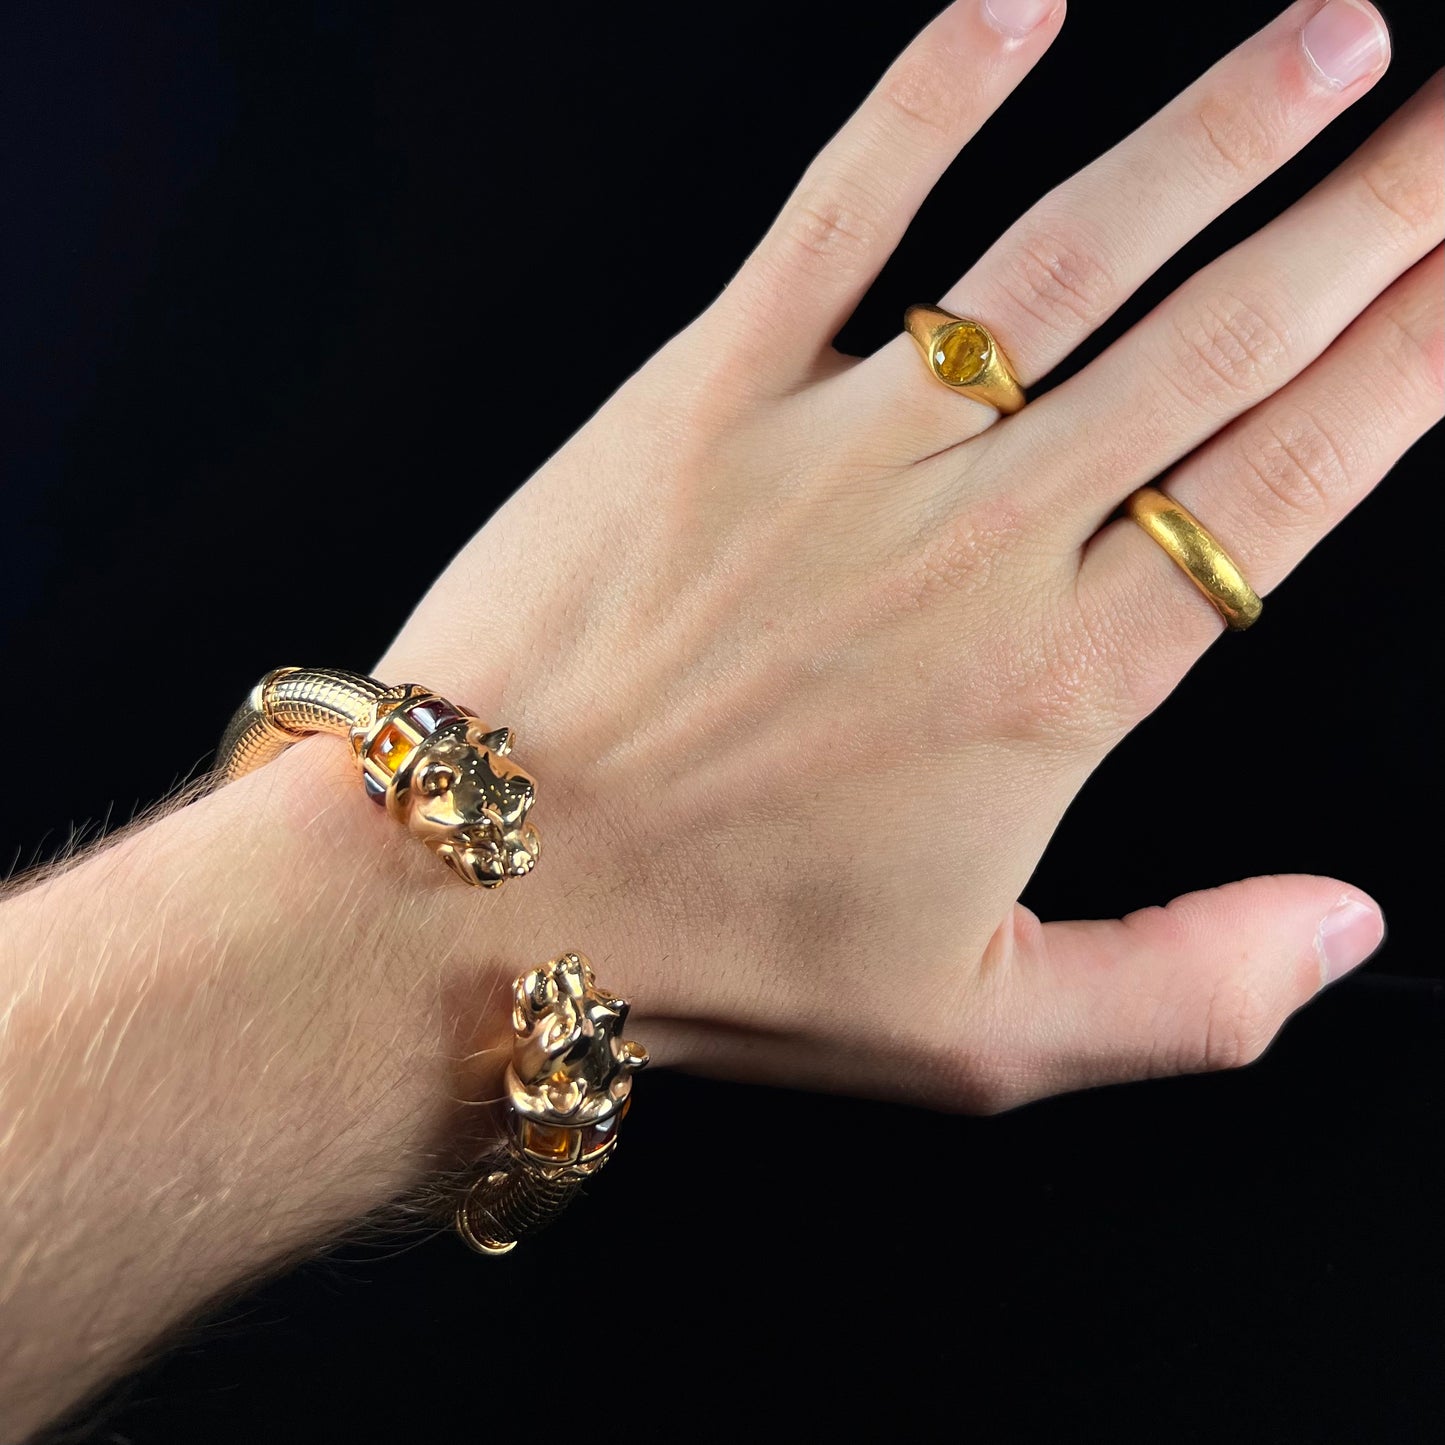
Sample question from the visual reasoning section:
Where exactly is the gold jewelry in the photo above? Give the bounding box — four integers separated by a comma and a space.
457, 952, 648, 1255
217, 678, 641, 1254
217, 666, 540, 886
904, 305, 1026, 413
1125, 488, 1262, 631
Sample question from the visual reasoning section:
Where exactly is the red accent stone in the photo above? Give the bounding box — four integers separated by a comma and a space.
580, 1113, 619, 1158
403, 701, 463, 736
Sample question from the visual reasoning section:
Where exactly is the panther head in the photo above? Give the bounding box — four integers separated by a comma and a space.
507, 952, 648, 1125
392, 719, 541, 887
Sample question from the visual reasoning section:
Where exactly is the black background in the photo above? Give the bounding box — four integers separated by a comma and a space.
3, 2, 1440, 1441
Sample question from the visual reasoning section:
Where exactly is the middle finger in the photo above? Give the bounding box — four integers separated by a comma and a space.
835, 0, 1392, 454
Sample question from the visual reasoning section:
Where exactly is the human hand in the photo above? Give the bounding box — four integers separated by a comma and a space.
9, 8, 1441, 1433
372, 0, 1441, 1112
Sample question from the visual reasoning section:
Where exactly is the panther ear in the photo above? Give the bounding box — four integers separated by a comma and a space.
469, 724, 513, 756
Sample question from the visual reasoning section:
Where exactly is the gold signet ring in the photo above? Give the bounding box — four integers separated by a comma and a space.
904, 305, 1026, 414
1125, 487, 1263, 631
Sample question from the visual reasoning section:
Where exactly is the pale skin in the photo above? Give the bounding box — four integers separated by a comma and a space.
1, 0, 1441, 1436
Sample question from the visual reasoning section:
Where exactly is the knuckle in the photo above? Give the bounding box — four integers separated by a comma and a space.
1165, 288, 1294, 406
1190, 91, 1278, 183
779, 182, 879, 276
1379, 301, 1445, 404
997, 223, 1117, 336
876, 502, 1104, 756
1198, 975, 1276, 1073
998, 660, 1089, 749
905, 509, 1009, 604
972, 596, 1129, 754
1064, 591, 1182, 739
967, 1078, 1021, 1117
874, 53, 959, 144
879, 491, 1029, 617
1355, 150, 1443, 241
942, 1040, 1031, 1116
1236, 405, 1357, 521
1025, 614, 1115, 746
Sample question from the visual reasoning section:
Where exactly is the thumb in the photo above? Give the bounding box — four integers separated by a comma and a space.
991, 876, 1385, 1107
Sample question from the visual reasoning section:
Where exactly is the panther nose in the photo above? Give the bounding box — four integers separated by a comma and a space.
505, 824, 541, 875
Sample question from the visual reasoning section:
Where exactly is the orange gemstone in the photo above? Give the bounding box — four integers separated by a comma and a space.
522, 1121, 577, 1162
369, 722, 414, 774
931, 321, 991, 385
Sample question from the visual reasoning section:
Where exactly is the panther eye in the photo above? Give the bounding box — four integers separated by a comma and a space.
416, 762, 458, 796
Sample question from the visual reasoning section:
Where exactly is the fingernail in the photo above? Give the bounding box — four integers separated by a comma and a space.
1315, 897, 1384, 986
1301, 0, 1389, 91
983, 0, 1057, 41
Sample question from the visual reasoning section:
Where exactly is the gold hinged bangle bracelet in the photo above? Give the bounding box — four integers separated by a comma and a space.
216, 672, 644, 1252
217, 666, 541, 887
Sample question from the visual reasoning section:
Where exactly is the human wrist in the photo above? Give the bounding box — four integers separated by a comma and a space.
0, 729, 526, 1436
200, 731, 519, 1174
3, 727, 513, 1231
209, 692, 662, 1257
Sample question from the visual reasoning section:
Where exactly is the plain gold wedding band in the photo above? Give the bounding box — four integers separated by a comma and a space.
1125, 487, 1262, 631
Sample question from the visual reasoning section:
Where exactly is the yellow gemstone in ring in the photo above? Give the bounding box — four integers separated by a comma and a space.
931, 321, 992, 386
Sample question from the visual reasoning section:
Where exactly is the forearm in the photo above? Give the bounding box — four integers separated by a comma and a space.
0, 741, 508, 1440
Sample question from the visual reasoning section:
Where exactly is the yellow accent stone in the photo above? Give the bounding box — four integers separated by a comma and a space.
523, 1121, 577, 1162
370, 722, 414, 774
932, 322, 991, 386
